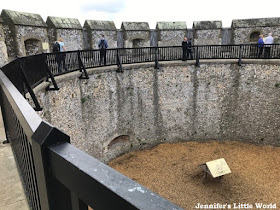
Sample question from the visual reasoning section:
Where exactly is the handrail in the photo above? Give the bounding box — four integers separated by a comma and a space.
2, 44, 280, 109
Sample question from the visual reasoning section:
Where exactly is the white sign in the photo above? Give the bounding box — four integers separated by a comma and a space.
206, 158, 231, 178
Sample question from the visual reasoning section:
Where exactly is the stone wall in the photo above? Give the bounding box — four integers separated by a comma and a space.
0, 17, 8, 66
193, 21, 223, 45
46, 17, 83, 51
1, 9, 280, 62
35, 60, 280, 162
156, 22, 187, 46
121, 22, 150, 48
16, 26, 49, 56
1, 9, 48, 58
84, 20, 117, 49
232, 18, 280, 44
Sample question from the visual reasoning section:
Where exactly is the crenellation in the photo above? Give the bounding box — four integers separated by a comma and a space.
84, 20, 117, 49
1, 9, 280, 62
121, 22, 150, 48
193, 21, 223, 45
156, 21, 187, 46
46, 16, 84, 51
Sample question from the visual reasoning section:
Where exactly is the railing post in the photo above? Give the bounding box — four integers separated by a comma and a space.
196, 46, 200, 67
154, 47, 159, 69
31, 121, 79, 210
116, 49, 123, 73
19, 58, 43, 111
44, 53, 60, 91
78, 50, 89, 79
238, 45, 243, 66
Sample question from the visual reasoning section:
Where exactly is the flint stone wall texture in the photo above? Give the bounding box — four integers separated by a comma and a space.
232, 18, 280, 44
0, 18, 8, 66
55, 29, 84, 51
36, 61, 280, 163
1, 9, 49, 57
46, 17, 84, 51
84, 20, 117, 49
193, 21, 222, 45
156, 22, 187, 46
16, 26, 48, 56
121, 22, 150, 48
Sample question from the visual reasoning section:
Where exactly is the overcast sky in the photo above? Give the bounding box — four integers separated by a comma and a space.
1, 0, 280, 29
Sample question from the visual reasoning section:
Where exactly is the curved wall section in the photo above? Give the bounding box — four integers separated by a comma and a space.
35, 60, 280, 162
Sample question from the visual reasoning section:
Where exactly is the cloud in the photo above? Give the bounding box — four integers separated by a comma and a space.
81, 0, 126, 14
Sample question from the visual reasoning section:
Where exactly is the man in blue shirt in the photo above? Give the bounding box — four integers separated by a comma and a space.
98, 35, 108, 65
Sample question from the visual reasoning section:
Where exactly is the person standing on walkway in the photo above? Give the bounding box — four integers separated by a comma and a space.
187, 38, 193, 59
264, 33, 274, 58
98, 35, 108, 65
182, 37, 188, 61
257, 34, 264, 58
55, 37, 67, 72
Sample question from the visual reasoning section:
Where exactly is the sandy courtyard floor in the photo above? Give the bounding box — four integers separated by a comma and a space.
108, 141, 280, 210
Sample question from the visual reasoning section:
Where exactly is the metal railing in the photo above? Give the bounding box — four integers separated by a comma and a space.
2, 44, 280, 90
2, 44, 280, 111
0, 69, 182, 209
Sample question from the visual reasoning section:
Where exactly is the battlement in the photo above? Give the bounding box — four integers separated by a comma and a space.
0, 9, 280, 66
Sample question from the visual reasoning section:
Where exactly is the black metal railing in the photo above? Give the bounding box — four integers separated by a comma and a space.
2, 44, 280, 93
0, 70, 182, 210
1, 44, 280, 110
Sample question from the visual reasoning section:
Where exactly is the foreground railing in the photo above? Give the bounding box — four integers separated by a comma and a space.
0, 69, 182, 209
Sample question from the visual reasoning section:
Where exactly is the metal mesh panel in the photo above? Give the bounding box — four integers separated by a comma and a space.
0, 90, 41, 210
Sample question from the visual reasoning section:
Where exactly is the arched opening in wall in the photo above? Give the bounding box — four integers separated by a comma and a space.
24, 39, 43, 56
108, 135, 130, 150
249, 31, 260, 57
133, 38, 145, 48
132, 39, 145, 61
249, 31, 260, 43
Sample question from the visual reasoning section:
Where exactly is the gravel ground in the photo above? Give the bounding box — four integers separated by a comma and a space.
108, 141, 280, 210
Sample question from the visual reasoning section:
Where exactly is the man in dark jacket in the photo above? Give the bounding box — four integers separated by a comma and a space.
98, 35, 108, 65
182, 37, 188, 61
187, 38, 193, 60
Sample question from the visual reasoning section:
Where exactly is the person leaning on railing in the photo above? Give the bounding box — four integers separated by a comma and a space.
264, 33, 274, 58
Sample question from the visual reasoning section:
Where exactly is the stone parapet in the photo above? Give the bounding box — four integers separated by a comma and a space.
121, 22, 150, 48
84, 20, 117, 49
46, 16, 83, 51
156, 21, 187, 46
193, 21, 223, 45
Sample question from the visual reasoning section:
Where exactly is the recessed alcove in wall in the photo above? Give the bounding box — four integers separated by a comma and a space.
107, 135, 130, 150
249, 31, 260, 43
24, 38, 43, 56
132, 38, 145, 48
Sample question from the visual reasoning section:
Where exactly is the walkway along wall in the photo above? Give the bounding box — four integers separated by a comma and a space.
33, 60, 280, 162
1, 9, 280, 63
